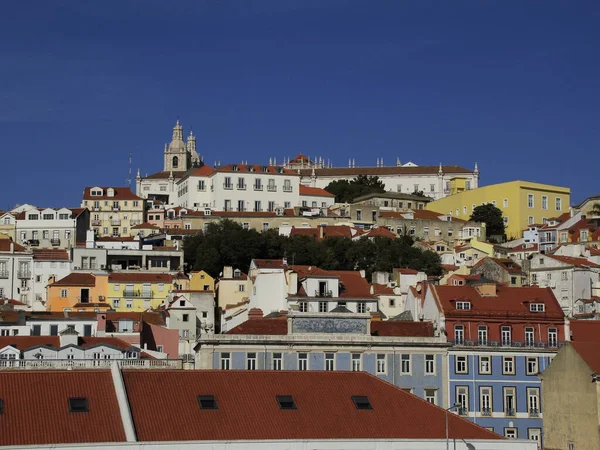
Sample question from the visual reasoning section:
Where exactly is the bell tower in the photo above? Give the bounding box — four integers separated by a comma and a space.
164, 120, 188, 172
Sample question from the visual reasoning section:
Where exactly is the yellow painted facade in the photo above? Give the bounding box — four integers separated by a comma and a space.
106, 274, 189, 312
189, 270, 215, 292
426, 180, 570, 239
0, 213, 16, 241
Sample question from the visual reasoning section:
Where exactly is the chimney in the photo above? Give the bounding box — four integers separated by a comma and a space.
475, 283, 497, 297
59, 327, 79, 347
9, 241, 14, 253
96, 312, 107, 337
223, 266, 233, 279
319, 225, 324, 240
359, 269, 366, 278
287, 271, 298, 295
248, 308, 263, 320
86, 230, 96, 249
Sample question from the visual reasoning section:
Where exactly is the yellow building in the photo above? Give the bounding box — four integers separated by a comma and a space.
106, 272, 189, 311
81, 186, 145, 238
0, 212, 16, 241
47, 272, 109, 311
189, 270, 215, 292
426, 180, 570, 239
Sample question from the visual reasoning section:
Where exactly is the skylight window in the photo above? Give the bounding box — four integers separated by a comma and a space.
456, 301, 471, 310
197, 395, 218, 410
68, 397, 89, 413
276, 395, 297, 410
352, 395, 373, 410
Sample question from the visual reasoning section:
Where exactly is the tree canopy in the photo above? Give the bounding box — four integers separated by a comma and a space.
183, 219, 441, 279
324, 175, 386, 203
470, 204, 506, 240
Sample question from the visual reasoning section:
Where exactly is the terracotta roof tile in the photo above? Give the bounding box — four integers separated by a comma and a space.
364, 227, 398, 239
252, 259, 289, 269
0, 336, 60, 350
0, 370, 126, 446
299, 185, 335, 197
546, 255, 600, 268
227, 317, 288, 335
142, 170, 187, 180
33, 249, 70, 261
122, 370, 500, 442
372, 284, 395, 295
108, 273, 176, 283
569, 320, 600, 343
50, 272, 96, 287
0, 240, 27, 252
82, 187, 142, 200
571, 341, 600, 374
395, 268, 419, 275
370, 321, 435, 337
132, 222, 160, 229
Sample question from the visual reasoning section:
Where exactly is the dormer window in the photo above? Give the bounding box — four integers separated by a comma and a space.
90, 189, 103, 196
530, 303, 545, 312
456, 301, 471, 310
107, 188, 115, 197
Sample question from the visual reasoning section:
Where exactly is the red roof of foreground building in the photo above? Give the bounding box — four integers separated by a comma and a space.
546, 254, 600, 268
299, 185, 335, 197
227, 316, 288, 335
569, 320, 600, 343
431, 284, 565, 319
33, 248, 70, 261
50, 272, 96, 286
570, 341, 600, 374
0, 370, 126, 446
370, 321, 435, 337
289, 225, 355, 240
0, 240, 27, 252
108, 273, 176, 283
122, 370, 501, 442
364, 227, 398, 239
82, 186, 142, 200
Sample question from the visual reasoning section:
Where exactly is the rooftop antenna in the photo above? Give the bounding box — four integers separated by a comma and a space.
126, 152, 132, 188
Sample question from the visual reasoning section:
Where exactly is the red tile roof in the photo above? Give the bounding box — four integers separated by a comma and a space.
0, 336, 60, 350
216, 164, 298, 175
188, 165, 215, 177
440, 264, 459, 272
290, 153, 311, 163
569, 320, 600, 343
227, 317, 288, 335
122, 370, 500, 442
370, 321, 435, 337
372, 284, 396, 295
364, 227, 398, 239
570, 341, 600, 374
289, 225, 354, 240
131, 222, 160, 229
252, 259, 289, 269
142, 170, 187, 180
299, 185, 335, 197
82, 186, 142, 200
108, 273, 176, 283
0, 298, 27, 307
50, 272, 96, 287
0, 370, 126, 446
105, 311, 166, 327
507, 243, 538, 252
0, 240, 27, 252
546, 255, 600, 268
298, 165, 472, 177
395, 268, 419, 275
32, 248, 70, 261
431, 284, 565, 318
473, 257, 522, 274
78, 337, 136, 351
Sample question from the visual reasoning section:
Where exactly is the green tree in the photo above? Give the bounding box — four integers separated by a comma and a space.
470, 204, 506, 240
325, 175, 386, 203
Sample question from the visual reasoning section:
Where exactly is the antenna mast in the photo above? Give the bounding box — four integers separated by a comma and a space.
126, 152, 132, 188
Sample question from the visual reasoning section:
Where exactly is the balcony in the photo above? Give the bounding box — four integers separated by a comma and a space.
111, 219, 121, 226
505, 408, 516, 417
314, 290, 333, 298
123, 290, 154, 299
50, 238, 61, 246
28, 239, 39, 247
267, 185, 277, 192
451, 340, 563, 349
17, 270, 31, 279
529, 408, 540, 417
0, 270, 8, 279
254, 184, 263, 191
92, 220, 102, 226
283, 186, 293, 193
0, 359, 184, 370
458, 407, 468, 416
112, 206, 120, 212
237, 184, 246, 190
481, 407, 492, 417
223, 183, 233, 190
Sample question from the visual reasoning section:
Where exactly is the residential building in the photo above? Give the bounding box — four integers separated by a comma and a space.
174, 164, 215, 209
504, 243, 539, 261
527, 253, 600, 316
407, 282, 567, 445
164, 293, 200, 355
298, 184, 336, 209
197, 309, 450, 404
453, 238, 495, 268
46, 272, 109, 311
562, 216, 600, 246
216, 266, 251, 332
0, 239, 33, 307
31, 249, 71, 310
107, 272, 187, 311
81, 187, 145, 237
540, 341, 600, 450
0, 211, 16, 241
292, 160, 480, 201
0, 369, 536, 449
352, 192, 433, 221
472, 257, 526, 287
572, 194, 600, 218
15, 206, 89, 249
426, 180, 571, 239
189, 270, 215, 291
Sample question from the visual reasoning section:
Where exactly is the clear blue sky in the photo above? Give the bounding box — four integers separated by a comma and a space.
1, 1, 599, 209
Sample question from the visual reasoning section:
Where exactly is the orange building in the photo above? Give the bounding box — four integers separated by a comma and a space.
47, 272, 110, 312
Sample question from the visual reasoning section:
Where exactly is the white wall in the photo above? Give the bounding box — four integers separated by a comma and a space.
32, 259, 72, 310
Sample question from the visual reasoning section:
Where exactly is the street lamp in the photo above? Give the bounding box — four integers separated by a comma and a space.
446, 403, 462, 450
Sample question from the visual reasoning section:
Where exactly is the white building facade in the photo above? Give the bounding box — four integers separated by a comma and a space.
15, 206, 89, 250
0, 241, 34, 307
31, 249, 72, 311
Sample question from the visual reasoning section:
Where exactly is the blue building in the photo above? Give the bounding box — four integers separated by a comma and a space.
408, 281, 567, 447
196, 310, 450, 405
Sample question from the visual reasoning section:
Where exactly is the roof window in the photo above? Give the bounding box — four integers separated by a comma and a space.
530, 303, 545, 312
456, 301, 471, 310
0, 398, 4, 414
352, 395, 373, 410
68, 397, 89, 413
197, 395, 218, 410
276, 395, 297, 410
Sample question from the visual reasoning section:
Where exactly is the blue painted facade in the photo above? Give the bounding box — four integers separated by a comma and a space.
448, 349, 554, 444
210, 349, 445, 403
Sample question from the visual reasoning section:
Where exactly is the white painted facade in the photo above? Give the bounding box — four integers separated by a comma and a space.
32, 257, 72, 310
529, 254, 600, 316
15, 206, 81, 249
176, 173, 212, 209
0, 244, 33, 306
299, 192, 335, 209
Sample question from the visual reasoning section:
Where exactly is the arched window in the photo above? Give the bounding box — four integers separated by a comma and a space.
172, 156, 179, 168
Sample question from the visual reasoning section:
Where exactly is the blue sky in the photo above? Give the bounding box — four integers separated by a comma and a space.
1, 1, 599, 208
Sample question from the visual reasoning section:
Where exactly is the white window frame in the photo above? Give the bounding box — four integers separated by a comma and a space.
298, 352, 308, 371
376, 354, 386, 374
325, 353, 335, 371
456, 355, 468, 374
424, 388, 437, 405
456, 386, 469, 415
526, 357, 538, 375
480, 386, 492, 416
272, 352, 282, 371
400, 354, 411, 374
424, 354, 435, 375
351, 353, 362, 371
527, 387, 540, 416
502, 356, 515, 375
479, 355, 491, 375
220, 353, 231, 370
